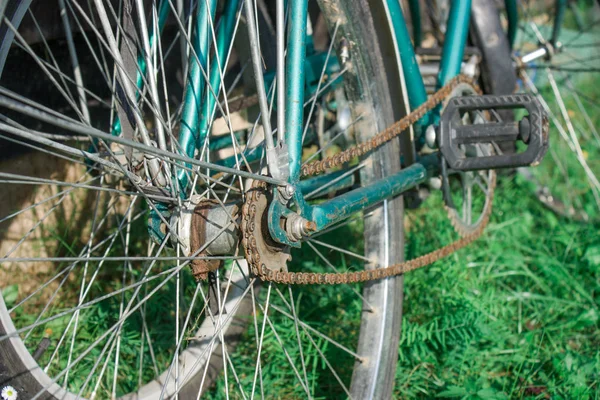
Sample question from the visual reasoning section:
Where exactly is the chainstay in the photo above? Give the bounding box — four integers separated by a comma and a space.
242, 74, 494, 285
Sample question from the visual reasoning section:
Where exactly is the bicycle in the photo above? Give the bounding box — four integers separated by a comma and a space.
0, 0, 596, 398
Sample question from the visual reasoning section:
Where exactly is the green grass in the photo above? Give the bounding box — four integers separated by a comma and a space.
210, 172, 599, 399
213, 73, 600, 397
5, 27, 600, 398
6, 121, 599, 399
395, 176, 600, 398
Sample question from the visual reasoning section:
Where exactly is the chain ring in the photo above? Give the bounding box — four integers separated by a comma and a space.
241, 180, 290, 277
443, 163, 497, 236
441, 83, 497, 237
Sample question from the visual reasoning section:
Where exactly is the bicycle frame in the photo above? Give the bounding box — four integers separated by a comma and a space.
142, 0, 511, 243
505, 0, 518, 48
142, 0, 478, 243
277, 0, 473, 240
0, 0, 565, 244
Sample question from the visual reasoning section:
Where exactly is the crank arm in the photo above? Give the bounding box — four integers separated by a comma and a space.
439, 94, 549, 171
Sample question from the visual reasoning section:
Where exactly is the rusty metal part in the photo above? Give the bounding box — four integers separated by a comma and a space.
189, 200, 223, 280
241, 74, 497, 285
240, 182, 290, 276
442, 81, 483, 107
188, 200, 241, 280
285, 213, 317, 242
444, 171, 497, 237
242, 178, 495, 284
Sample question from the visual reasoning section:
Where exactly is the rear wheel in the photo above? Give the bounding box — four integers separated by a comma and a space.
0, 0, 407, 398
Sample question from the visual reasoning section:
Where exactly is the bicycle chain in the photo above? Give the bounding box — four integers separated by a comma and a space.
300, 75, 479, 177
241, 74, 496, 285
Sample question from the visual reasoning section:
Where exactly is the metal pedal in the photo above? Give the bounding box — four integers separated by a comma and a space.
439, 94, 549, 171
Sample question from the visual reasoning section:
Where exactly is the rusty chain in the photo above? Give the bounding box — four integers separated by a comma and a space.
241, 74, 496, 285
301, 75, 480, 177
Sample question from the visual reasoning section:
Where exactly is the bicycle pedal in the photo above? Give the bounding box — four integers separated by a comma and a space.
439, 94, 549, 171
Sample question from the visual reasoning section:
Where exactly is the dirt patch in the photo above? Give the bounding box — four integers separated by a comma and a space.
0, 152, 103, 300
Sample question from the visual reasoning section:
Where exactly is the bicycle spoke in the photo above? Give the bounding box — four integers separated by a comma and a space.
301, 20, 340, 145
286, 286, 310, 396
272, 287, 352, 397
0, 0, 408, 396
565, 76, 600, 145
302, 113, 364, 166
308, 238, 373, 263
304, 163, 364, 199
521, 70, 600, 214
249, 285, 311, 398
250, 282, 271, 400
3, 18, 87, 122
0, 95, 284, 185
547, 70, 600, 205
305, 241, 374, 311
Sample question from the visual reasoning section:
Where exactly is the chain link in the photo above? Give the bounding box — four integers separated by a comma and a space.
241, 75, 496, 285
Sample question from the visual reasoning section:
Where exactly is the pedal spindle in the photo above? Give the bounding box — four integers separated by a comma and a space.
440, 94, 549, 171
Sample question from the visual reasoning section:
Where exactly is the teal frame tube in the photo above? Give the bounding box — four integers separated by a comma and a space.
407, 0, 422, 48
305, 154, 439, 230
550, 0, 567, 47
176, 0, 218, 189
197, 0, 242, 151
287, 2, 471, 234
504, 0, 518, 49
268, 0, 457, 242
286, 0, 310, 185
437, 0, 472, 87
385, 0, 429, 125
152, 0, 470, 241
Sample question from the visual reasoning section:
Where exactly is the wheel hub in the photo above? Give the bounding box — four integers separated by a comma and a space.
172, 197, 241, 280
